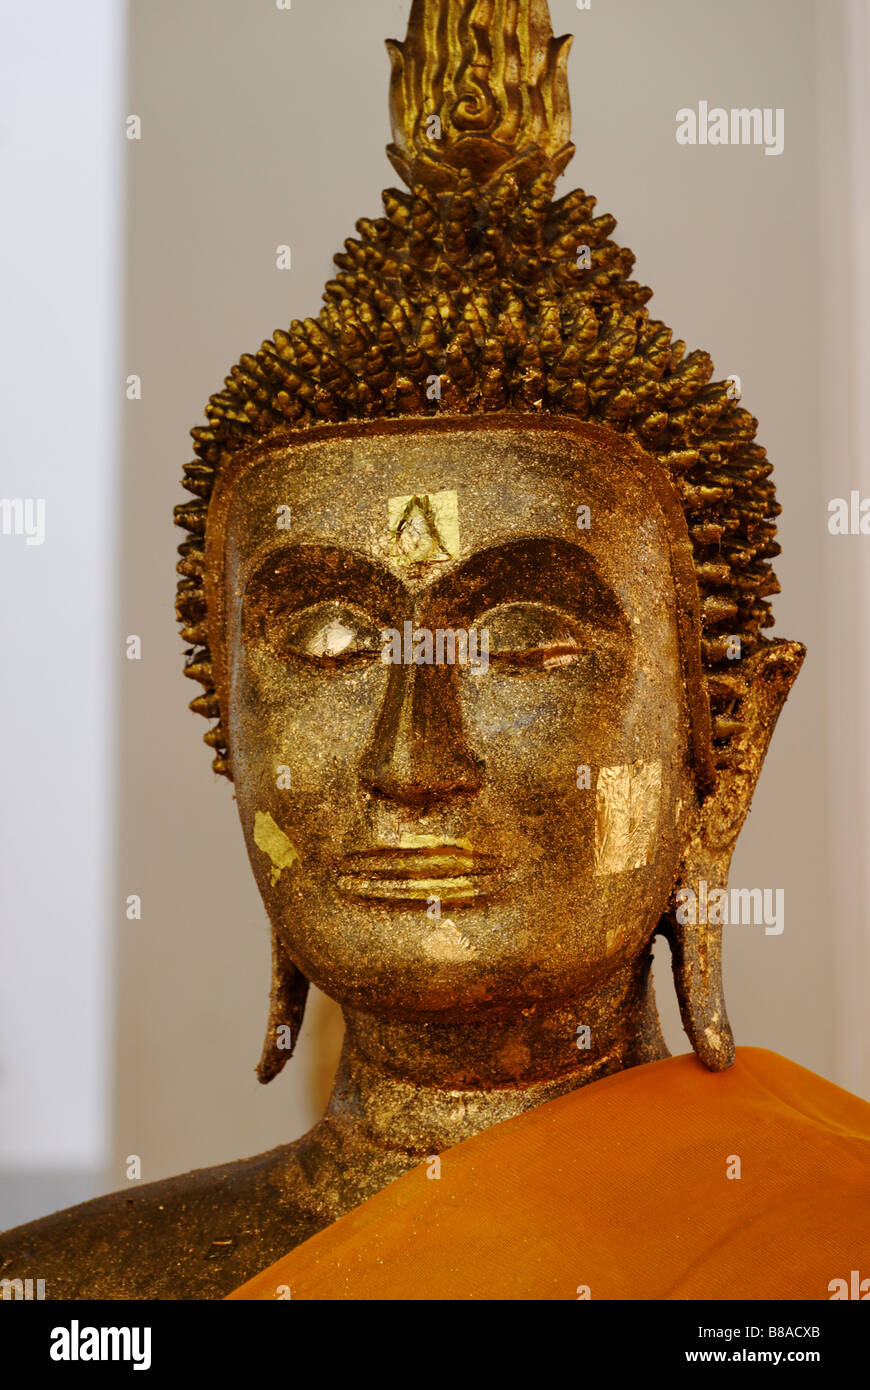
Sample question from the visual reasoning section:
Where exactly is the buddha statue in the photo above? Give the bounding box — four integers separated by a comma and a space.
2, 0, 867, 1302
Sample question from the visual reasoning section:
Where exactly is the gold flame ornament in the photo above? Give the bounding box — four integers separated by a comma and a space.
386, 0, 575, 188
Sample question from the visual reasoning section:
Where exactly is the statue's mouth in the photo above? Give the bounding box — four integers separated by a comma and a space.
335, 847, 501, 903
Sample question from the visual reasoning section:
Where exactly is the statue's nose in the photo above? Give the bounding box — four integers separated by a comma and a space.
358, 656, 484, 810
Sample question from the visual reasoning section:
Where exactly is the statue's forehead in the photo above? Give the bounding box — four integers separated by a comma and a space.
219, 425, 677, 597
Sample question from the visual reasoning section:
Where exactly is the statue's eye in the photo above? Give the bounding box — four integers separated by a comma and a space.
268, 601, 383, 668
478, 602, 590, 671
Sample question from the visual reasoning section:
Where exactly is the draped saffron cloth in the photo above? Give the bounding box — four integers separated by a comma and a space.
226, 1048, 870, 1300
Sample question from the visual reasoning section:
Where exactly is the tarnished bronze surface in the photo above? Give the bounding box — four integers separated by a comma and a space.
0, 0, 803, 1300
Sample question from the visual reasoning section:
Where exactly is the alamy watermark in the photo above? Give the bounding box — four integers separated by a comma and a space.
380, 623, 489, 672
1, 1277, 45, 1300
676, 103, 784, 157
49, 1321, 151, 1370
676, 880, 784, 935
0, 497, 45, 546
827, 492, 870, 535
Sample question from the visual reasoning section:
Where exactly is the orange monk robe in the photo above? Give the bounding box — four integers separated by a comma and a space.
227, 1048, 870, 1301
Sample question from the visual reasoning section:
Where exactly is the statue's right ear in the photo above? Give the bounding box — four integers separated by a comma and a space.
256, 933, 309, 1084
660, 639, 805, 1070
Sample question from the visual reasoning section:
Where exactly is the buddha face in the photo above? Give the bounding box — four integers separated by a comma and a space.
210, 419, 700, 1022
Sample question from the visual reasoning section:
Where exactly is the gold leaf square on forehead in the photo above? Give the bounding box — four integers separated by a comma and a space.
387, 489, 460, 566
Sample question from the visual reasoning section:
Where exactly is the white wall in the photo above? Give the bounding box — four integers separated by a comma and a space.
0, 0, 124, 1221
815, 0, 870, 1099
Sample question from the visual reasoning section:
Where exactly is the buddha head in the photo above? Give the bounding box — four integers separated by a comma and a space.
174, 0, 803, 1090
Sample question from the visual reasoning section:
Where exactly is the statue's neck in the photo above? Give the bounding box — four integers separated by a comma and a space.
322, 963, 668, 1159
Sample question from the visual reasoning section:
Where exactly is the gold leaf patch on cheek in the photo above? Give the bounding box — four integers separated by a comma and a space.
594, 761, 662, 876
253, 811, 300, 887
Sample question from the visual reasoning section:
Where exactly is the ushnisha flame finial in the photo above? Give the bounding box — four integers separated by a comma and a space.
386, 0, 574, 189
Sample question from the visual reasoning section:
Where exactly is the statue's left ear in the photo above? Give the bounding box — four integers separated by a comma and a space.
256, 933, 309, 1083
660, 639, 805, 1071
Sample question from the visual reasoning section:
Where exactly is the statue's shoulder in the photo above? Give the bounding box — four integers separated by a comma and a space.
0, 1140, 321, 1300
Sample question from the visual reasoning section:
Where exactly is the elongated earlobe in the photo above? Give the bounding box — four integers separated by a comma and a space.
662, 912, 734, 1070
256, 933, 309, 1084
661, 640, 805, 1070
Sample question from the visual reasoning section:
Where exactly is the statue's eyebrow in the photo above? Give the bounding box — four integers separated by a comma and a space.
242, 543, 406, 623
241, 538, 628, 636
422, 538, 629, 632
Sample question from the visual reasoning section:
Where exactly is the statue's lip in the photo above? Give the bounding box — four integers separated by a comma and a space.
336, 847, 500, 902
338, 847, 499, 875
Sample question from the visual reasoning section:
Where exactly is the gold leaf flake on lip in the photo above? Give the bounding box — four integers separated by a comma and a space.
336, 873, 492, 904
398, 832, 473, 852
254, 811, 300, 887
337, 835, 498, 903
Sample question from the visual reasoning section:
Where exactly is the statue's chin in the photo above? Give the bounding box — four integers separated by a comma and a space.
255, 849, 674, 1023
271, 923, 662, 1026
